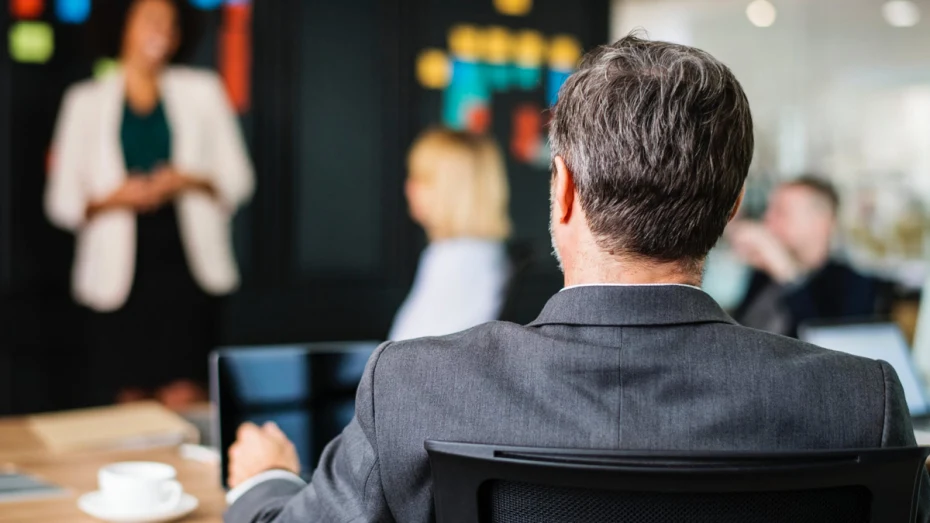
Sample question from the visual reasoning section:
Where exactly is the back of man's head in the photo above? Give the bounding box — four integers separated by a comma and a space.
549, 34, 754, 269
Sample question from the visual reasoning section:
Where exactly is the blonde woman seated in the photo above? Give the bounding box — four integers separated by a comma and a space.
389, 128, 512, 341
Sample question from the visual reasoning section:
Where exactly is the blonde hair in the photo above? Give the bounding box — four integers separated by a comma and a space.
407, 128, 511, 240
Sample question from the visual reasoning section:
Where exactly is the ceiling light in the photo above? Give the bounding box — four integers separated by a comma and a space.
746, 0, 777, 28
883, 0, 921, 27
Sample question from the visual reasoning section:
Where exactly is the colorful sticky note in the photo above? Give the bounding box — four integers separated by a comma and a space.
220, 2, 252, 112
513, 30, 546, 67
93, 58, 119, 79
9, 21, 54, 63
494, 0, 532, 16
546, 69, 572, 107
483, 63, 512, 91
448, 25, 482, 61
189, 0, 223, 10
443, 58, 490, 130
11, 0, 45, 19
548, 35, 582, 70
511, 103, 542, 163
416, 49, 451, 90
512, 65, 541, 90
55, 0, 89, 24
484, 27, 513, 60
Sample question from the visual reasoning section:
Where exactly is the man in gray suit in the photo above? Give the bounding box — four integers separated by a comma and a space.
225, 35, 928, 522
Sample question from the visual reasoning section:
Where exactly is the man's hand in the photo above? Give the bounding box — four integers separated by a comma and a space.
728, 221, 802, 284
228, 422, 301, 489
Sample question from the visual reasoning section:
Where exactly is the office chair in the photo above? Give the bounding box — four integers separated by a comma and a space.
426, 440, 930, 523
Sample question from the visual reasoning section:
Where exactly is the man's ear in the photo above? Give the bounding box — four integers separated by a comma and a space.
728, 186, 746, 223
553, 156, 576, 225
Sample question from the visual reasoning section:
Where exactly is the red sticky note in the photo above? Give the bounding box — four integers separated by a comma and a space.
11, 0, 44, 19
219, 3, 251, 113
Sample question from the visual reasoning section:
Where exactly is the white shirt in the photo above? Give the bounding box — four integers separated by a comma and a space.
388, 238, 510, 341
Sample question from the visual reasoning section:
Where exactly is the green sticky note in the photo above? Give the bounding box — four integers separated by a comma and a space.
9, 22, 54, 64
94, 58, 119, 79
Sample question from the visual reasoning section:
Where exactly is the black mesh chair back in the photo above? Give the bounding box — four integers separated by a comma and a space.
426, 441, 930, 523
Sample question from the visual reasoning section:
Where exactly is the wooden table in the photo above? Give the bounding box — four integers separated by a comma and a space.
0, 418, 226, 522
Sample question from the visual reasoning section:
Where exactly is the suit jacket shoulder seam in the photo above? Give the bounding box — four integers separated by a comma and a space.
362, 341, 391, 519
618, 326, 624, 446
878, 360, 890, 447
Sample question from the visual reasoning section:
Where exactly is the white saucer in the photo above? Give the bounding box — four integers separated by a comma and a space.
77, 491, 199, 523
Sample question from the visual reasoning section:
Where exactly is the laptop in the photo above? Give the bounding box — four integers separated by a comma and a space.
210, 342, 380, 489
799, 321, 930, 430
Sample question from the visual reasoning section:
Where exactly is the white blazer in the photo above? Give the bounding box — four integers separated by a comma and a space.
45, 67, 255, 312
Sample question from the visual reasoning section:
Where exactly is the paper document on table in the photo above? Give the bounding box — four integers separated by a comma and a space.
28, 402, 199, 453
0, 470, 67, 503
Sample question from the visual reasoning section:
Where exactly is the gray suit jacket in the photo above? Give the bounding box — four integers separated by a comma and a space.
226, 285, 928, 522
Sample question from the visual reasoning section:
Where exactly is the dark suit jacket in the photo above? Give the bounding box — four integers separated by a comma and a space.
226, 285, 927, 523
734, 260, 879, 337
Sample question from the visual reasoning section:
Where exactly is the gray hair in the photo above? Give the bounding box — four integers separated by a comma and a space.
549, 34, 754, 267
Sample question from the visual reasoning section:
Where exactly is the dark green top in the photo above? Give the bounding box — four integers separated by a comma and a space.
121, 101, 171, 172
120, 100, 192, 289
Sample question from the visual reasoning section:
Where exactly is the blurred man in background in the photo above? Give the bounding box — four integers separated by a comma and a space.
731, 177, 877, 337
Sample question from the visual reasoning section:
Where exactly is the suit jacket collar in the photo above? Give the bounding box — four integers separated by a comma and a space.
529, 284, 737, 328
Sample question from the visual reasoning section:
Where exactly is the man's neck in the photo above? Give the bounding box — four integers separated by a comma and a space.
562, 252, 703, 288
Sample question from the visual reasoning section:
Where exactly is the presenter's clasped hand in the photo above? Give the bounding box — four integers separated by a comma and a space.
87, 176, 162, 218
228, 422, 301, 489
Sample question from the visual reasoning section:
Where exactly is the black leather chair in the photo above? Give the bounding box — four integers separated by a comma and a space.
426, 440, 930, 523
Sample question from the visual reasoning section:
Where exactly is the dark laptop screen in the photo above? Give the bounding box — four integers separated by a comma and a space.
211, 342, 379, 488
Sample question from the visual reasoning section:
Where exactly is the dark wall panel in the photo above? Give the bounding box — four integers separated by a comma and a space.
295, 0, 384, 277
0, 0, 610, 413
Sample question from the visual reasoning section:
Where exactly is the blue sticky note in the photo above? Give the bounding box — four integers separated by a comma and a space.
483, 63, 512, 91
189, 0, 224, 9
55, 0, 90, 24
512, 65, 541, 90
443, 59, 491, 130
547, 68, 573, 107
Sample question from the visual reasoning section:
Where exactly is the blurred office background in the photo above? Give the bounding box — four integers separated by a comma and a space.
2, 0, 930, 414
0, 0, 608, 414
616, 0, 930, 289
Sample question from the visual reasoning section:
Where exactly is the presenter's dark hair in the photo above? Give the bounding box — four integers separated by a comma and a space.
88, 0, 204, 63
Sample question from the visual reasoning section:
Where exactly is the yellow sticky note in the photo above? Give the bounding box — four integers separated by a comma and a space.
416, 49, 451, 90
513, 30, 546, 67
449, 24, 482, 60
9, 21, 54, 64
549, 35, 582, 70
494, 0, 532, 16
483, 26, 513, 64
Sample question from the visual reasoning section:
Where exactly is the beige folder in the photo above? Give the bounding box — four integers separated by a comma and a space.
28, 402, 199, 453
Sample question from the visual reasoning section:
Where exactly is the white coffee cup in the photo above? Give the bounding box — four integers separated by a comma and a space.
98, 462, 183, 515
